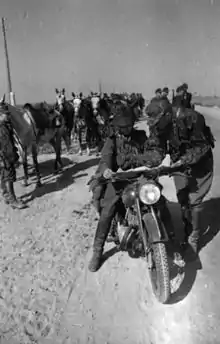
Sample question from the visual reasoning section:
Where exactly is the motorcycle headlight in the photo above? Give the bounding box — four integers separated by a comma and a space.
139, 183, 161, 205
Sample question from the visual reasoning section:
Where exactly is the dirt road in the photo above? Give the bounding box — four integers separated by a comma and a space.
0, 107, 220, 344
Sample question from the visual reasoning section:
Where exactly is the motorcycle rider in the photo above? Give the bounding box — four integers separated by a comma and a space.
146, 96, 214, 261
0, 106, 26, 209
88, 101, 175, 272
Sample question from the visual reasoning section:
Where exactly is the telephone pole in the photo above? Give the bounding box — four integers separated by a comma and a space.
98, 79, 102, 96
1, 17, 16, 105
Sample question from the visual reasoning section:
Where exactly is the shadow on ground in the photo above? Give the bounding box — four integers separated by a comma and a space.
20, 157, 100, 201
168, 197, 220, 253
17, 156, 74, 181
168, 197, 220, 304
17, 157, 75, 183
199, 197, 220, 250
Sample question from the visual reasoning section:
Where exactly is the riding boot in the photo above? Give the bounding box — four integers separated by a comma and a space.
180, 205, 193, 248
5, 181, 26, 209
88, 247, 103, 272
88, 234, 104, 272
1, 178, 9, 204
186, 205, 201, 261
88, 216, 112, 272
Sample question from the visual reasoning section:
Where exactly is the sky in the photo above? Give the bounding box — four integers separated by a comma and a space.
0, 0, 219, 104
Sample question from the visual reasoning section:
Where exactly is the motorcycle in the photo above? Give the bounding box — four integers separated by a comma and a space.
96, 164, 182, 304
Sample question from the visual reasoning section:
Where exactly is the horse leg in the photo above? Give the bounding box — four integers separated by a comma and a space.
71, 122, 76, 142
56, 135, 63, 169
95, 129, 102, 156
63, 129, 71, 154
78, 128, 83, 155
71, 121, 77, 142
50, 137, 63, 174
85, 128, 91, 155
22, 148, 29, 187
32, 144, 42, 187
74, 123, 78, 142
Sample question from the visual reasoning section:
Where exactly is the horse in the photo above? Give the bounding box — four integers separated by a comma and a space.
55, 88, 75, 152
0, 95, 65, 188
90, 92, 114, 146
72, 93, 101, 155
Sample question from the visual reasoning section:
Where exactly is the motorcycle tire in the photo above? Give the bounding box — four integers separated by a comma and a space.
149, 242, 170, 304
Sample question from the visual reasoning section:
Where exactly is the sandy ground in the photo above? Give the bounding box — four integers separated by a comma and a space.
0, 106, 220, 344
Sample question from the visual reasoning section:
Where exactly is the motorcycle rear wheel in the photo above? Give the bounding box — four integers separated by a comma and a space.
149, 242, 170, 304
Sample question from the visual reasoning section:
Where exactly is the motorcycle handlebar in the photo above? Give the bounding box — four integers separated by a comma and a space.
99, 165, 182, 184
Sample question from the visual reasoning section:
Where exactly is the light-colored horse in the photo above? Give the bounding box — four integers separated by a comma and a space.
71, 92, 91, 155
55, 88, 75, 151
90, 92, 100, 117
0, 95, 65, 188
55, 88, 66, 112
90, 92, 106, 125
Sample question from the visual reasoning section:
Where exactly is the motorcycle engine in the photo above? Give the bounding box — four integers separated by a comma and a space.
116, 207, 140, 250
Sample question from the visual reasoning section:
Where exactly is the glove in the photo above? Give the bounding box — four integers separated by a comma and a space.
171, 159, 183, 168
103, 168, 113, 179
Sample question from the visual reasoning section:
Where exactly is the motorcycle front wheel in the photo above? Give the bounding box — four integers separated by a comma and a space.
149, 242, 170, 304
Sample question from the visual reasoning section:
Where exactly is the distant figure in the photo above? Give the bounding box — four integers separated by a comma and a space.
172, 86, 184, 106
181, 83, 193, 109
161, 87, 170, 104
161, 87, 169, 98
150, 88, 162, 103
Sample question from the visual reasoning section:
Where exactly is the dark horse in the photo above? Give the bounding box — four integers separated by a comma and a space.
72, 93, 102, 155
90, 92, 115, 149
127, 93, 145, 120
0, 96, 66, 188
55, 88, 75, 152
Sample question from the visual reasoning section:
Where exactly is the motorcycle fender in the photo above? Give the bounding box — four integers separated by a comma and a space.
142, 212, 169, 244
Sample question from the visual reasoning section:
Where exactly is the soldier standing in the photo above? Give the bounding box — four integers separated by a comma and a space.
146, 96, 214, 261
0, 107, 25, 209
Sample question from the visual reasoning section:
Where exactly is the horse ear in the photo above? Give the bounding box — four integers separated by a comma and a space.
79, 92, 83, 98
62, 88, 65, 94
55, 88, 59, 94
0, 94, 5, 103
72, 92, 75, 98
91, 91, 93, 96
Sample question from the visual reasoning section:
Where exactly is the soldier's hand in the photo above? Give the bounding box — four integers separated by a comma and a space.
103, 168, 113, 179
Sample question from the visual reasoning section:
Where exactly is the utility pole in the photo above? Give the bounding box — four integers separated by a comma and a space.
98, 79, 102, 97
1, 17, 16, 105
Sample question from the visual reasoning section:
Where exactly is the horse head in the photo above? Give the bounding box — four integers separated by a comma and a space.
91, 93, 100, 116
72, 92, 82, 116
55, 88, 66, 112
